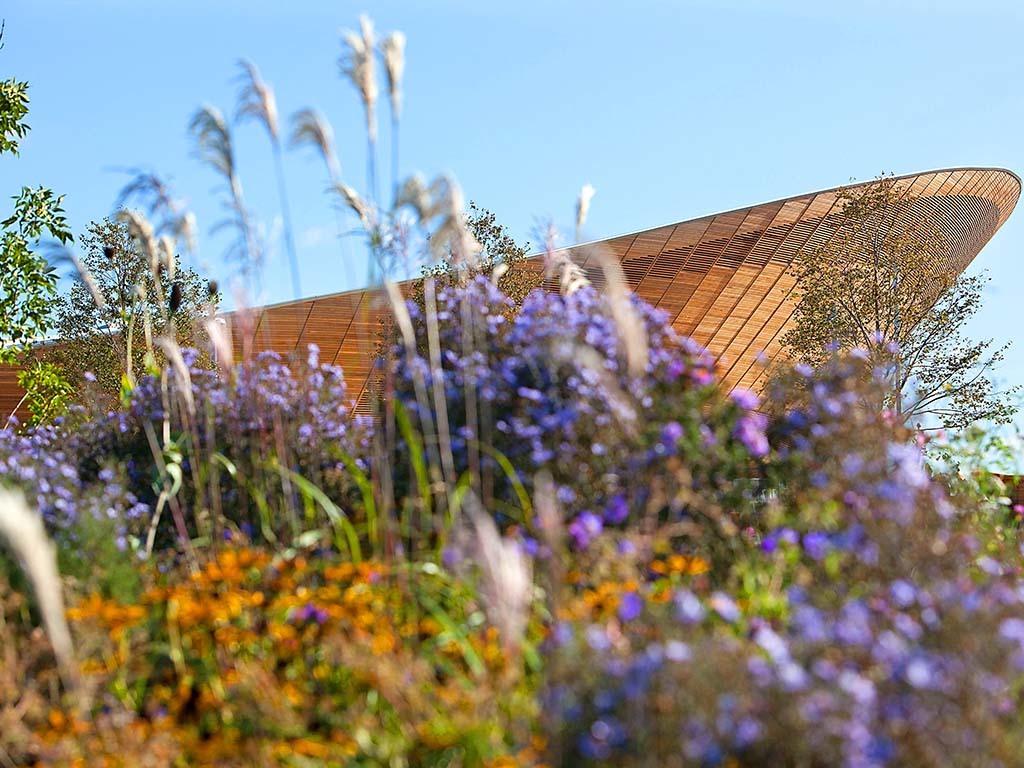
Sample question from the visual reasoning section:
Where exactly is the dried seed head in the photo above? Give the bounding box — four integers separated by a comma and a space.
156, 336, 195, 415
0, 488, 77, 689
465, 494, 533, 653
339, 14, 379, 142
235, 59, 280, 143
335, 182, 372, 229
289, 108, 341, 181
381, 31, 406, 119
169, 282, 183, 314
204, 315, 233, 370
158, 235, 176, 283
189, 105, 236, 181
576, 183, 596, 241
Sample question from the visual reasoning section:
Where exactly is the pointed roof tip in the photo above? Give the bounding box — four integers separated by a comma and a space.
564, 166, 1021, 256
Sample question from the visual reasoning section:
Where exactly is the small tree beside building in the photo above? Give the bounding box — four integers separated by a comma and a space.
781, 176, 1018, 431
44, 218, 215, 408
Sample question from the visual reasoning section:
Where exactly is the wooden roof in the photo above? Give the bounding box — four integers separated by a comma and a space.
1, 167, 1018, 423
222, 167, 1020, 414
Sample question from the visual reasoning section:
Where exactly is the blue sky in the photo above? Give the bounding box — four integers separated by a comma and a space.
3, 0, 1024, 423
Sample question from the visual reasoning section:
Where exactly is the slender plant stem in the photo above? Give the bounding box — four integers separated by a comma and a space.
391, 114, 400, 208
272, 141, 302, 299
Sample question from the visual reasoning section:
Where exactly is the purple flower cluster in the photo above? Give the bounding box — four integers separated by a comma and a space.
541, 352, 1024, 766
392, 277, 770, 538
0, 424, 148, 551
12, 346, 372, 551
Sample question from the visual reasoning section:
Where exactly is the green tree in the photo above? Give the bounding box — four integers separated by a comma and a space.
45, 218, 216, 405
418, 201, 538, 310
781, 176, 1018, 431
15, 361, 73, 427
0, 22, 73, 363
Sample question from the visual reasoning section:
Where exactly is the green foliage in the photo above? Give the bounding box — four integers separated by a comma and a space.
0, 31, 73, 363
781, 175, 1019, 430
379, 202, 538, 358
16, 360, 73, 427
44, 218, 215, 406
1, 188, 72, 363
0, 75, 30, 155
419, 201, 538, 311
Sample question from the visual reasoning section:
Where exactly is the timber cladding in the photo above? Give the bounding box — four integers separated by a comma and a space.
222, 167, 1020, 415
1, 167, 1019, 423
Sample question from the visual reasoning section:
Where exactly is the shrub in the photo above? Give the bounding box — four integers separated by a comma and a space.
538, 356, 1024, 767
391, 277, 770, 564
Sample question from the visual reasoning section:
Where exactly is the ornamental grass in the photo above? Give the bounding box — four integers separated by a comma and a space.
3, 13, 1024, 768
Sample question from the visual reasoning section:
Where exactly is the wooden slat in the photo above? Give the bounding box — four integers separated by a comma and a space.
1, 168, 1018, 420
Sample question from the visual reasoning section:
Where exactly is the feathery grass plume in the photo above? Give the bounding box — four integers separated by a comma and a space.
397, 173, 480, 267
70, 253, 106, 311
188, 105, 235, 180
575, 183, 595, 242
116, 171, 199, 255
155, 336, 195, 416
235, 59, 280, 142
203, 315, 234, 371
395, 173, 432, 219
236, 60, 302, 300
532, 471, 568, 603
117, 209, 165, 305
0, 487, 76, 690
540, 222, 589, 296
340, 14, 380, 200
584, 242, 650, 378
45, 243, 107, 311
429, 176, 481, 268
464, 493, 533, 654
380, 31, 406, 121
115, 168, 175, 214
189, 105, 261, 289
334, 182, 372, 230
289, 108, 349, 266
380, 30, 406, 200
116, 170, 199, 256
158, 235, 177, 283
289, 108, 342, 182
340, 15, 379, 142
490, 262, 509, 284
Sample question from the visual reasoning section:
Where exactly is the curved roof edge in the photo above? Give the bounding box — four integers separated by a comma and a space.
233, 167, 1020, 315
1, 167, 1016, 420
218, 166, 1019, 412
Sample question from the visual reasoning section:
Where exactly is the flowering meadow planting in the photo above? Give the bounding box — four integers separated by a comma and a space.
3, 275, 1024, 766
3, 13, 1024, 768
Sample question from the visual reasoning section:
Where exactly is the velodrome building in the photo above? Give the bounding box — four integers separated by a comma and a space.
0, 167, 1019, 419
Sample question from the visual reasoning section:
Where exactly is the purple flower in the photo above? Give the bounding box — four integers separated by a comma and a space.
568, 511, 604, 550
710, 591, 741, 623
665, 640, 691, 662
730, 387, 760, 411
660, 421, 684, 451
802, 531, 830, 561
603, 495, 629, 525
675, 589, 706, 624
999, 617, 1024, 645
292, 603, 329, 625
586, 624, 612, 652
889, 580, 917, 608
754, 625, 790, 663
733, 413, 769, 458
618, 592, 643, 622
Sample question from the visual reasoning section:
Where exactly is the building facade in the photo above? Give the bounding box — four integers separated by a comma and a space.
1, 167, 1019, 421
